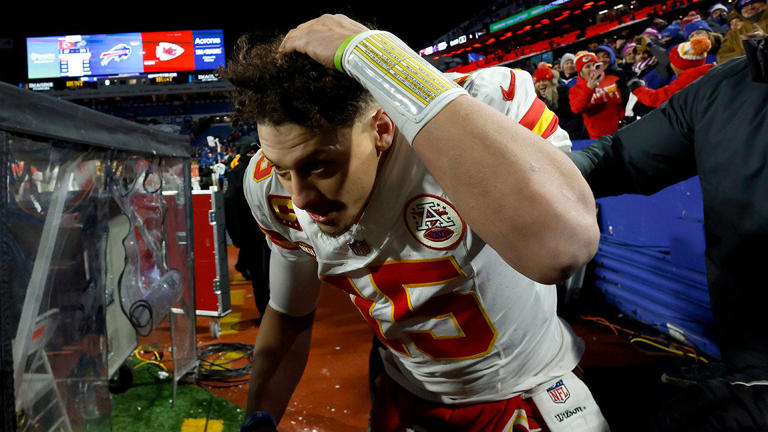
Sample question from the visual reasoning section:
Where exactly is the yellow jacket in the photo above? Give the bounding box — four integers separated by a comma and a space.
717, 10, 768, 63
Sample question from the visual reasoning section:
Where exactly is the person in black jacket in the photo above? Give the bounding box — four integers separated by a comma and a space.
568, 36, 768, 431
224, 135, 271, 321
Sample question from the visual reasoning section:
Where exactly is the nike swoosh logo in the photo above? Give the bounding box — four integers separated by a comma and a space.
500, 70, 516, 101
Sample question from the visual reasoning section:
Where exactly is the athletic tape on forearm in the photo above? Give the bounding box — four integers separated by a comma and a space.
340, 30, 468, 144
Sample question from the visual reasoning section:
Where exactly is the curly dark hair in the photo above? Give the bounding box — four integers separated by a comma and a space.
219, 34, 375, 129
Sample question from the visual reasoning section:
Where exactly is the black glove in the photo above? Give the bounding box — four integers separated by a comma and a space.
627, 78, 646, 92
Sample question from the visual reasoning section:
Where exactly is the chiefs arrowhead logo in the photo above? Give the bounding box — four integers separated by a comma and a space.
404, 194, 465, 250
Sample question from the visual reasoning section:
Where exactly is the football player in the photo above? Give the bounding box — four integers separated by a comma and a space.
226, 14, 606, 432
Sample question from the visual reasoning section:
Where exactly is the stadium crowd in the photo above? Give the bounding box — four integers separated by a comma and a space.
473, 0, 767, 140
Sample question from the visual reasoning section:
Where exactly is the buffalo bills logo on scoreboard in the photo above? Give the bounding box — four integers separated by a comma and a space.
547, 379, 570, 404
100, 43, 132, 66
404, 194, 465, 250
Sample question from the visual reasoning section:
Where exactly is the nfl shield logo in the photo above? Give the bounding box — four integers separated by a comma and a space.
546, 379, 570, 404
347, 239, 371, 256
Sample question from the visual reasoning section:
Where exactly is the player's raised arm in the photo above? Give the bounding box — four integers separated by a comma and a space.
280, 14, 599, 284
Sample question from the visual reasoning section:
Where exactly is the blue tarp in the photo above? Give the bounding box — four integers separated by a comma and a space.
572, 139, 718, 358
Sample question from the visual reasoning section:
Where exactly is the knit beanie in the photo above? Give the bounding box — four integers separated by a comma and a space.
560, 53, 576, 69
709, 2, 729, 14
736, 0, 765, 12
575, 51, 599, 74
533, 62, 554, 82
622, 41, 637, 57
669, 36, 712, 70
660, 24, 683, 39
641, 27, 661, 39
684, 19, 713, 39
594, 45, 617, 65
681, 11, 702, 26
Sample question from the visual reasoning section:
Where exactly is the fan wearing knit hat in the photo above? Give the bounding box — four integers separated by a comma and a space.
559, 53, 578, 87
684, 18, 714, 40
718, 0, 767, 62
708, 3, 730, 33
533, 62, 559, 111
568, 51, 625, 138
737, 0, 767, 19
630, 36, 714, 107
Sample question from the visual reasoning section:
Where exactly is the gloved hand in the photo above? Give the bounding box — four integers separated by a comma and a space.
627, 78, 646, 92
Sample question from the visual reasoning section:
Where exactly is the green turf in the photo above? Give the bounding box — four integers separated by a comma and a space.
111, 360, 245, 432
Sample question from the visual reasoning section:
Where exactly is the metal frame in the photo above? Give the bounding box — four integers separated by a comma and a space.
0, 80, 197, 429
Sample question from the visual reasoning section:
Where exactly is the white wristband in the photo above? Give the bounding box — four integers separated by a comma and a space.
341, 30, 468, 144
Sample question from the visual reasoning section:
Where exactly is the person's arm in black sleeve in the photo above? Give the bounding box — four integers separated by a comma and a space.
568, 86, 698, 199
743, 36, 768, 82
650, 43, 673, 79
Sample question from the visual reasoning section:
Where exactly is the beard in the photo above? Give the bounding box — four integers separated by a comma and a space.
316, 219, 355, 238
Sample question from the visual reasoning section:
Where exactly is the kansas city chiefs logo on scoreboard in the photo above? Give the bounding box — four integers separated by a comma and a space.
404, 194, 465, 250
547, 379, 570, 404
156, 42, 184, 61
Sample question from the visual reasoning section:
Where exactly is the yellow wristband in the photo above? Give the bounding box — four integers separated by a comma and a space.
334, 34, 358, 72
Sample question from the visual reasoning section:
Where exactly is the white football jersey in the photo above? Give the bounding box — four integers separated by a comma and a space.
243, 66, 582, 403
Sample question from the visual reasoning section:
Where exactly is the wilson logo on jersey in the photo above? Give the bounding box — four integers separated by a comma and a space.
404, 194, 465, 250
547, 379, 570, 404
268, 194, 302, 231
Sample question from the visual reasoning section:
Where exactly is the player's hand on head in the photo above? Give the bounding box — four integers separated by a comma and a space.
279, 14, 370, 69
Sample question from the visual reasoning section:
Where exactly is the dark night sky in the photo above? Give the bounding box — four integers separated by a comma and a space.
0, 2, 501, 82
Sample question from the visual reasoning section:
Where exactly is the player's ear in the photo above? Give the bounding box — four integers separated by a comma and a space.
372, 108, 395, 155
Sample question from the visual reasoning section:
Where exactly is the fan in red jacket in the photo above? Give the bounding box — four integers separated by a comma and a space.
631, 37, 714, 108
569, 51, 624, 139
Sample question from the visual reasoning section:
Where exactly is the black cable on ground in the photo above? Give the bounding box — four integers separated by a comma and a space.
196, 342, 253, 388
203, 393, 215, 432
